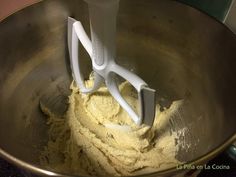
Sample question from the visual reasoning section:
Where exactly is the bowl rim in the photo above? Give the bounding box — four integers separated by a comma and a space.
1, 134, 235, 177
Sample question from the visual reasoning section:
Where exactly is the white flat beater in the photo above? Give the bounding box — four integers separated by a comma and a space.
68, 0, 156, 126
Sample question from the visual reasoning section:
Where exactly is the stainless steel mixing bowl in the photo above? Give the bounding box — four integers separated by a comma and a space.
0, 0, 236, 176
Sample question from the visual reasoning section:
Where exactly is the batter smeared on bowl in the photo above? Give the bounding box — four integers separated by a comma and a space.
40, 79, 182, 176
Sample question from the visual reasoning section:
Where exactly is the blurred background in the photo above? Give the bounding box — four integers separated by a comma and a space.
0, 0, 236, 33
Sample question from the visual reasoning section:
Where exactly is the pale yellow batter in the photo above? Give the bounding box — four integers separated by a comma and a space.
40, 79, 182, 176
